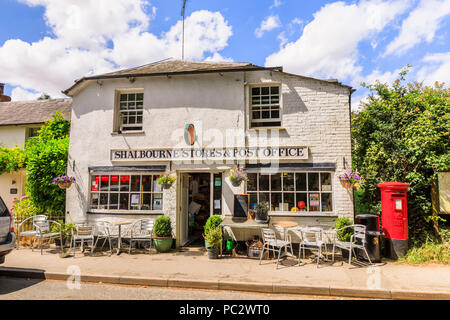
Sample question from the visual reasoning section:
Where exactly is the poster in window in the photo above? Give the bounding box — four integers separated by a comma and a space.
91, 176, 99, 192
309, 193, 320, 207
131, 194, 140, 205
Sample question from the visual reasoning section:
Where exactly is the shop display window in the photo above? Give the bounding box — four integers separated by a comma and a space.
90, 173, 162, 212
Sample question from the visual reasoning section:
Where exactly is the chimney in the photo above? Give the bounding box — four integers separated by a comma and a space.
0, 83, 12, 102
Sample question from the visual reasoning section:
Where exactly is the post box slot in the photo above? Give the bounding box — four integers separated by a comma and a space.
392, 194, 405, 198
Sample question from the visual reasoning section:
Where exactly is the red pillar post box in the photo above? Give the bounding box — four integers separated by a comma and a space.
377, 182, 410, 259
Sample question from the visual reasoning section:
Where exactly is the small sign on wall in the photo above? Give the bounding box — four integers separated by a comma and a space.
10, 188, 18, 194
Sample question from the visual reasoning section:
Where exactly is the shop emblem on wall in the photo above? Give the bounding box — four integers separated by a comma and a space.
184, 123, 197, 146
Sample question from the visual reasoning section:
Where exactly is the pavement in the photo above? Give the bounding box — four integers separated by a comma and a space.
1, 246, 450, 300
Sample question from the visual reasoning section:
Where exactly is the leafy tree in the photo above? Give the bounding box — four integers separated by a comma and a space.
352, 66, 449, 245
25, 112, 70, 214
37, 93, 51, 100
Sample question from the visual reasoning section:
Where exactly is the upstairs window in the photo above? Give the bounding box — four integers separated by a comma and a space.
117, 92, 144, 132
250, 84, 281, 128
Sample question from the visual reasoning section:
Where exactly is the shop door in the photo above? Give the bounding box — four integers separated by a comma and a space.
180, 173, 190, 246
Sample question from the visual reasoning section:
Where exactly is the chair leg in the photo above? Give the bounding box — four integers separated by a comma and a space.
259, 243, 266, 265
316, 246, 321, 268
129, 238, 132, 254
276, 246, 283, 269
363, 247, 372, 264
348, 245, 352, 267
332, 244, 336, 262
39, 236, 43, 255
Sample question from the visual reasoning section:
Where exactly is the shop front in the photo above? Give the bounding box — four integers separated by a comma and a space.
64, 59, 354, 248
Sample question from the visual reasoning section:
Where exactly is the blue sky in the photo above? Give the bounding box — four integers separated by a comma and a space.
0, 0, 449, 109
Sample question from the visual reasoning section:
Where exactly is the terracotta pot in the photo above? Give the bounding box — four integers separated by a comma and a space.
161, 183, 173, 189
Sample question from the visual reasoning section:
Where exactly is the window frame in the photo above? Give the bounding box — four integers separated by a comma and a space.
246, 171, 334, 214
114, 89, 144, 133
248, 82, 282, 128
88, 172, 163, 215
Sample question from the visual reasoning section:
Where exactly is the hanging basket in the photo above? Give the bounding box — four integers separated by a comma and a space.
340, 180, 355, 189
161, 182, 173, 189
58, 181, 73, 189
231, 179, 243, 187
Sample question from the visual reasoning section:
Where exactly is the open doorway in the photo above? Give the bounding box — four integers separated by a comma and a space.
184, 173, 211, 247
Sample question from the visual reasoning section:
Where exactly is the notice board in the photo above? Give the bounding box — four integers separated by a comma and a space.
233, 194, 249, 220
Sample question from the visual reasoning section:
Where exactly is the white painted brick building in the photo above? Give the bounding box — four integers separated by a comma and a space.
64, 60, 354, 247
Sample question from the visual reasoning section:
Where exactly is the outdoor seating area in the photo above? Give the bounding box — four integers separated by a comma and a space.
14, 213, 378, 271
16, 218, 157, 257
221, 221, 377, 269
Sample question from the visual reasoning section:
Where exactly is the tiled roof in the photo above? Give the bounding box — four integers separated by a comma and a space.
0, 98, 72, 126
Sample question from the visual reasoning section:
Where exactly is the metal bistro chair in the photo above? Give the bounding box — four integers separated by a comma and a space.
129, 219, 154, 254
332, 224, 372, 267
71, 224, 95, 257
93, 221, 113, 254
300, 227, 327, 268
259, 228, 293, 269
17, 215, 63, 255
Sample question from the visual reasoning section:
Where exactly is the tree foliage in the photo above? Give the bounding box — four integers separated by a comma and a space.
0, 147, 27, 174
25, 112, 70, 214
352, 67, 450, 245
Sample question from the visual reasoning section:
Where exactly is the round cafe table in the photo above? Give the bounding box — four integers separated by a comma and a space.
108, 221, 131, 255
272, 221, 298, 257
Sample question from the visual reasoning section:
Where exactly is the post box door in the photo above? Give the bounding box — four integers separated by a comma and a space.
392, 193, 408, 239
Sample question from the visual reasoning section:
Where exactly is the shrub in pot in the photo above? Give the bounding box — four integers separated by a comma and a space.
203, 226, 222, 259
203, 215, 223, 247
153, 216, 173, 252
51, 220, 75, 248
334, 217, 353, 258
254, 202, 269, 223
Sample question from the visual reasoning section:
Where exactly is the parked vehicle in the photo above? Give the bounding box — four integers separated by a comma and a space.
0, 196, 16, 264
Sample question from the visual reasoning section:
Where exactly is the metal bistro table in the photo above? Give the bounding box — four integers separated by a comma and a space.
108, 221, 131, 255
272, 221, 298, 257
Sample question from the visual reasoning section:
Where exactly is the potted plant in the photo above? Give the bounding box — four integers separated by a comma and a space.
52, 176, 76, 189
203, 215, 223, 248
254, 202, 269, 223
334, 217, 353, 258
157, 174, 176, 189
153, 215, 173, 252
203, 226, 222, 259
51, 220, 75, 248
338, 171, 361, 190
228, 167, 247, 187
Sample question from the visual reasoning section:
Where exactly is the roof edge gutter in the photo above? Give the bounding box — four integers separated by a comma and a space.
62, 66, 283, 96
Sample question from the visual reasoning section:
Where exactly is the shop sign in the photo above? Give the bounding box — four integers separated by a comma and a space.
110, 146, 308, 162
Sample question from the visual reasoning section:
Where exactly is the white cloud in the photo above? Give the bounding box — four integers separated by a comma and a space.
384, 0, 450, 56
0, 2, 233, 98
270, 0, 282, 9
204, 52, 234, 62
255, 15, 282, 38
416, 52, 450, 85
265, 0, 411, 81
10, 87, 42, 101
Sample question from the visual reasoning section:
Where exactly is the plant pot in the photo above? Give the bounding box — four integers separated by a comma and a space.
231, 180, 242, 187
255, 210, 268, 223
207, 247, 219, 259
204, 239, 210, 248
153, 237, 173, 252
54, 237, 70, 248
341, 248, 350, 259
58, 181, 72, 189
161, 183, 173, 189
